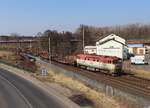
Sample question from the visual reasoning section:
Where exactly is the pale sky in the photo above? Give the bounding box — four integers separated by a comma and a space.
0, 0, 149, 36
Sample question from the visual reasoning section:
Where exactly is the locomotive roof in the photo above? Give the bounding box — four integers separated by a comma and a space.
77, 54, 120, 60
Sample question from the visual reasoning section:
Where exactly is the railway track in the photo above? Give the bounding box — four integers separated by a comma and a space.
116, 76, 150, 90
52, 61, 150, 100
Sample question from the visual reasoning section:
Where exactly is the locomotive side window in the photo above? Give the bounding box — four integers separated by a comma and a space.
108, 60, 111, 63
77, 56, 80, 59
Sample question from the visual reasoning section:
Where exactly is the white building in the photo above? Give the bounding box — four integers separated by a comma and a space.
84, 46, 96, 54
96, 34, 128, 59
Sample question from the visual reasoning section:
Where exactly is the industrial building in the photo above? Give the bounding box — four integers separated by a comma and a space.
96, 34, 128, 59
128, 44, 145, 55
127, 39, 150, 55
84, 46, 96, 54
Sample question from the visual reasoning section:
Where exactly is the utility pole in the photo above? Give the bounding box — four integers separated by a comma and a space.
29, 40, 32, 50
37, 32, 42, 53
38, 37, 41, 54
49, 37, 51, 64
82, 25, 85, 54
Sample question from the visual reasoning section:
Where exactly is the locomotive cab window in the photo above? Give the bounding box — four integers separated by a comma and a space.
117, 59, 122, 64
113, 60, 121, 64
113, 60, 117, 64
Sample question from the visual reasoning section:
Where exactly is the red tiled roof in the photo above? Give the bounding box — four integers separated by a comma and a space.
127, 40, 150, 44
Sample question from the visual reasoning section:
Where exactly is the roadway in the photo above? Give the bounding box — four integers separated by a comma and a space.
0, 68, 68, 108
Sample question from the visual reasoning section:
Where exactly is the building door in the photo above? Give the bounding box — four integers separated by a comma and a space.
139, 49, 144, 54
133, 48, 137, 54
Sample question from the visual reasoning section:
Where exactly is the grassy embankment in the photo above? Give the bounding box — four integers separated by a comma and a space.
123, 61, 150, 80
34, 61, 125, 108
124, 68, 150, 80
0, 50, 37, 72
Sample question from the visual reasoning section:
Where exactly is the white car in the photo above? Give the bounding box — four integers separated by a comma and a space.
130, 55, 148, 65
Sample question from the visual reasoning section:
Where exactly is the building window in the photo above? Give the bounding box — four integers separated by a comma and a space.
139, 49, 144, 54
145, 49, 148, 52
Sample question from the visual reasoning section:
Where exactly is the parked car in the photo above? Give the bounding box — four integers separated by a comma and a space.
130, 55, 148, 65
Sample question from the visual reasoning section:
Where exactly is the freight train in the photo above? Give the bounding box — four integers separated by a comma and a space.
39, 51, 49, 59
38, 51, 122, 76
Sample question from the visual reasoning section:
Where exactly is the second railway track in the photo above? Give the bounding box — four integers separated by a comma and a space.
51, 61, 150, 100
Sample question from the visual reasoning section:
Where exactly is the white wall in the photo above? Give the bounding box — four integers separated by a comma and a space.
84, 46, 96, 54
128, 48, 133, 54
96, 40, 123, 59
84, 48, 96, 54
137, 48, 145, 54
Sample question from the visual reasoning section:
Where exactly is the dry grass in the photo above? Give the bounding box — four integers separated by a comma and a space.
44, 69, 122, 108
32, 72, 55, 82
125, 68, 150, 80
0, 50, 17, 63
123, 61, 150, 80
0, 51, 13, 58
